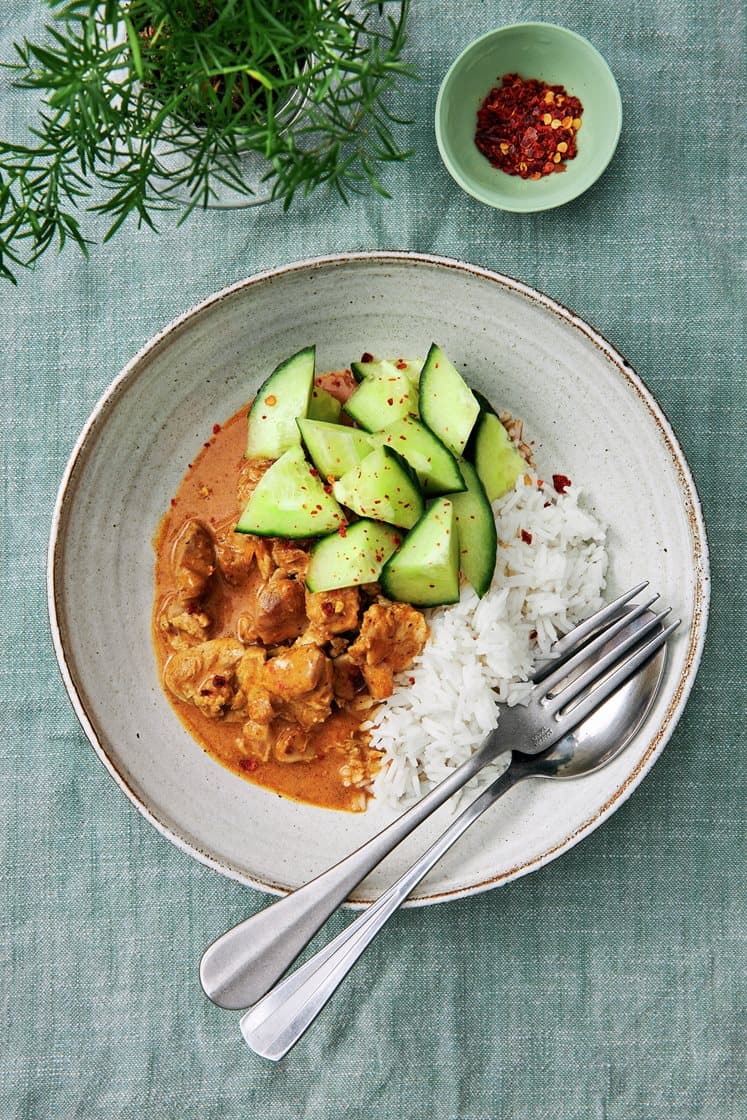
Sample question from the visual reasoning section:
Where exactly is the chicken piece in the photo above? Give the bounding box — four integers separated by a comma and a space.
213, 517, 257, 585
274, 723, 316, 763
240, 720, 274, 763
237, 570, 307, 646
171, 518, 215, 601
156, 594, 211, 650
271, 538, 310, 579
347, 601, 429, 699
236, 457, 273, 508
163, 637, 246, 719
254, 538, 276, 580
262, 644, 334, 731
331, 653, 363, 703
305, 587, 360, 641
233, 645, 273, 721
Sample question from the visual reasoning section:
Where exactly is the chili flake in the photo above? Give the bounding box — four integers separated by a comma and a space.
552, 473, 572, 494
475, 73, 584, 180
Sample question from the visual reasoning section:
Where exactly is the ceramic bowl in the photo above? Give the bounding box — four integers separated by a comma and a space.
435, 23, 622, 212
48, 253, 709, 906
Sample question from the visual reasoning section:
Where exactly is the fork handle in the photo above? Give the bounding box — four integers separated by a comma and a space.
200, 735, 502, 1009
240, 767, 522, 1060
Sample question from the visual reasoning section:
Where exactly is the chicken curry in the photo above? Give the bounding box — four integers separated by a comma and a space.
152, 371, 429, 812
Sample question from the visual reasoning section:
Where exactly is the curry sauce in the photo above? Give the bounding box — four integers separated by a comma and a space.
152, 393, 429, 812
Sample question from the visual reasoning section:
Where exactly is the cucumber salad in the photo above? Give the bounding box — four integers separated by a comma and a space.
237, 343, 528, 606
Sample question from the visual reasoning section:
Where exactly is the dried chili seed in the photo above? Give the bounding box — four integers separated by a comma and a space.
553, 473, 572, 494
475, 73, 584, 180
521, 529, 533, 544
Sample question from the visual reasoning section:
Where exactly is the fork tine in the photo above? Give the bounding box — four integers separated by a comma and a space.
536, 594, 661, 698
531, 581, 650, 682
543, 604, 669, 711
554, 619, 680, 734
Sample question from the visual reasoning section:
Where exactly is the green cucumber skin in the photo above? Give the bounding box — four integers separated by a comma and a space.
297, 418, 373, 479
306, 520, 402, 593
343, 370, 419, 432
380, 497, 460, 607
418, 343, 480, 457
449, 460, 498, 598
245, 346, 315, 460
376, 416, 466, 497
472, 411, 525, 501
332, 445, 424, 530
236, 445, 346, 538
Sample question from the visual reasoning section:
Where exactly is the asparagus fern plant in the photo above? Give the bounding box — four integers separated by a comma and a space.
0, 0, 415, 282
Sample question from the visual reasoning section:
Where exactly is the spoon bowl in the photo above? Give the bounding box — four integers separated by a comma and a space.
531, 609, 666, 780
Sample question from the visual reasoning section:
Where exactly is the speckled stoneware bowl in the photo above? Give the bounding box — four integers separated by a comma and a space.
48, 253, 709, 906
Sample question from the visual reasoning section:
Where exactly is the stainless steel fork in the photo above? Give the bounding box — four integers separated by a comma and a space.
200, 582, 677, 1012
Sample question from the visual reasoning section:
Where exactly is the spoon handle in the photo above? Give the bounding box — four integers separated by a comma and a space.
200, 735, 503, 1010
240, 766, 521, 1061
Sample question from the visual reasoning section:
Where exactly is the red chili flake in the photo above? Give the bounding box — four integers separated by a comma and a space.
323, 483, 333, 494
392, 536, 401, 546
396, 360, 408, 370
408, 676, 415, 684
553, 474, 572, 494
521, 529, 533, 544
212, 423, 221, 434
361, 352, 374, 363
387, 397, 394, 406
185, 603, 196, 615
213, 675, 226, 687
170, 498, 177, 507
203, 442, 211, 449
309, 467, 319, 476
240, 757, 260, 773
529, 629, 538, 640
321, 601, 336, 617
475, 74, 583, 180
338, 525, 347, 538
544, 500, 552, 508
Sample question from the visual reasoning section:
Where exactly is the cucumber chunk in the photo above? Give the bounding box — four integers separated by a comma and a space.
308, 385, 342, 423
418, 344, 480, 456
449, 460, 497, 598
245, 346, 315, 460
351, 357, 424, 385
332, 446, 424, 529
236, 445, 346, 538
306, 520, 403, 592
343, 369, 418, 431
470, 411, 525, 501
373, 416, 466, 496
297, 418, 374, 480
380, 498, 460, 606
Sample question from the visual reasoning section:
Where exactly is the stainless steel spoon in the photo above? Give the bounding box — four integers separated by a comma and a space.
239, 612, 668, 1060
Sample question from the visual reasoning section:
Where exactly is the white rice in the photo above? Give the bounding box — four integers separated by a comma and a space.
368, 474, 608, 806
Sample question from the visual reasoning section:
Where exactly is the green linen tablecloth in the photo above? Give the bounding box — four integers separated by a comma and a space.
1, 2, 744, 1117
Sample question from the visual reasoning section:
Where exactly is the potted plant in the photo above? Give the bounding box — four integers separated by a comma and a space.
0, 0, 415, 283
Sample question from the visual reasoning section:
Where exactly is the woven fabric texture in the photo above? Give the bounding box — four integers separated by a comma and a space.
1, 2, 744, 1118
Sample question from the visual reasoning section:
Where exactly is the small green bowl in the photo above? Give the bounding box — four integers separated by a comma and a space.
435, 23, 622, 212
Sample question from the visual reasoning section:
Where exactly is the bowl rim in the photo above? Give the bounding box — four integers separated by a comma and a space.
47, 251, 710, 907
434, 21, 623, 213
